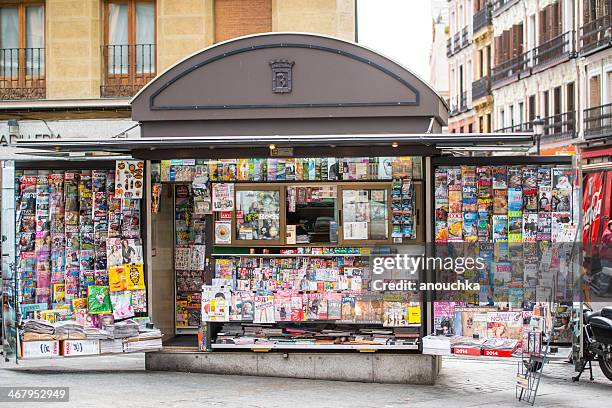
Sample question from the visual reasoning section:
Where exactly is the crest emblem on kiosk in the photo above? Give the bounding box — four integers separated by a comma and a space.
270, 59, 294, 93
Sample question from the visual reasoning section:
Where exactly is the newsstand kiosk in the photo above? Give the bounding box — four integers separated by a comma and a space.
3, 33, 576, 384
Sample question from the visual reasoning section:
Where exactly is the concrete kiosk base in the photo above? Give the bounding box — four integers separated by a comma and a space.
146, 351, 441, 385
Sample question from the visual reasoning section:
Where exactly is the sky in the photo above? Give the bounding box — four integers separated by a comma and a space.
357, 0, 433, 84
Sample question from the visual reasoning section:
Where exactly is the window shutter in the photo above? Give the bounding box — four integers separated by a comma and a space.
494, 36, 501, 66
589, 76, 601, 107
547, 4, 554, 42
539, 9, 546, 44
555, 1, 562, 38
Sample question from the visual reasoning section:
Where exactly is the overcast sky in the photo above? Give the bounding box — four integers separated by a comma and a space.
357, 0, 433, 84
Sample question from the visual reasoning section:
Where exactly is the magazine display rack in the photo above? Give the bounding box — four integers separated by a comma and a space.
12, 164, 161, 360
429, 159, 578, 359
159, 156, 426, 351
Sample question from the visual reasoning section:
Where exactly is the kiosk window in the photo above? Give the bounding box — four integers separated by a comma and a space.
235, 189, 281, 241
341, 188, 389, 241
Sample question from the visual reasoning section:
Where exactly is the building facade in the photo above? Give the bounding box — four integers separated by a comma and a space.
447, 0, 477, 133
578, 0, 612, 145
0, 0, 355, 105
491, 0, 579, 155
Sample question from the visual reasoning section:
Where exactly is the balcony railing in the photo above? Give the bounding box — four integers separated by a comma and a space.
532, 31, 573, 69
472, 76, 491, 101
541, 111, 577, 141
448, 27, 472, 57
101, 44, 156, 98
0, 47, 45, 100
495, 122, 533, 133
492, 0, 520, 16
580, 14, 612, 56
584, 103, 612, 140
491, 51, 530, 86
473, 5, 492, 35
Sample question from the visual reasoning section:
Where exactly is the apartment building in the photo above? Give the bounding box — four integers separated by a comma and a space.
472, 0, 494, 132
491, 0, 578, 154
579, 0, 612, 145
447, 0, 477, 133
0, 0, 355, 155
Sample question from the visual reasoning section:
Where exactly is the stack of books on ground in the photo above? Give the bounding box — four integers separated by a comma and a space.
214, 323, 420, 347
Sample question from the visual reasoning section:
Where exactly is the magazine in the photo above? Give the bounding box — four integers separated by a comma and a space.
448, 190, 462, 213
538, 186, 552, 212
447, 213, 463, 242
522, 213, 538, 242
447, 167, 462, 191
254, 295, 275, 323
508, 166, 522, 188
508, 188, 523, 212
537, 213, 552, 241
463, 212, 478, 242
492, 167, 507, 189
493, 190, 508, 214
492, 215, 508, 242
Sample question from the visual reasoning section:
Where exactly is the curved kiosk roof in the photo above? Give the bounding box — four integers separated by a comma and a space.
130, 33, 450, 158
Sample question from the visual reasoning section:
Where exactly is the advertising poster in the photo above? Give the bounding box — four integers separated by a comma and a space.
115, 160, 144, 199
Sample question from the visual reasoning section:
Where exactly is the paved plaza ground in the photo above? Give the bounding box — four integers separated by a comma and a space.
1, 353, 611, 407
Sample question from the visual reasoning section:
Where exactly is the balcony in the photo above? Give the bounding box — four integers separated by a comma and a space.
580, 14, 612, 56
491, 51, 530, 87
447, 27, 471, 57
472, 76, 491, 101
449, 97, 459, 117
473, 5, 492, 36
584, 103, 612, 140
0, 48, 45, 100
101, 44, 156, 98
541, 111, 577, 141
492, 0, 520, 17
532, 31, 574, 70
495, 122, 533, 133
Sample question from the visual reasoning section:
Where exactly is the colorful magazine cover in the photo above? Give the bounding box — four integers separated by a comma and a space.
522, 188, 538, 212
448, 190, 462, 213
434, 168, 448, 198
462, 185, 477, 212
537, 213, 552, 241
492, 167, 507, 189
508, 216, 523, 243
447, 167, 462, 191
508, 188, 523, 212
508, 166, 522, 188
461, 166, 476, 186
551, 189, 572, 212
447, 213, 463, 242
477, 217, 491, 242
493, 189, 508, 214
254, 295, 275, 323
435, 221, 448, 243
492, 215, 508, 242
477, 166, 492, 197
522, 213, 538, 242
341, 295, 356, 322
537, 167, 552, 187
538, 186, 552, 212
463, 212, 478, 242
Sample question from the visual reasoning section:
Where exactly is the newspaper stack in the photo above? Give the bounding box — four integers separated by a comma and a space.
84, 327, 113, 340
124, 327, 163, 353
54, 321, 86, 339
23, 319, 55, 335
100, 339, 124, 354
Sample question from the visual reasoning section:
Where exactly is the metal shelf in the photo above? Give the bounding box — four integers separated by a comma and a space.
211, 253, 373, 258
211, 343, 419, 351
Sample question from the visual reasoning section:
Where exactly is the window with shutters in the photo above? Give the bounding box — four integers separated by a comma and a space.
581, 0, 611, 54
102, 0, 156, 98
589, 75, 601, 108
0, 3, 45, 99
528, 95, 536, 122
214, 0, 272, 43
